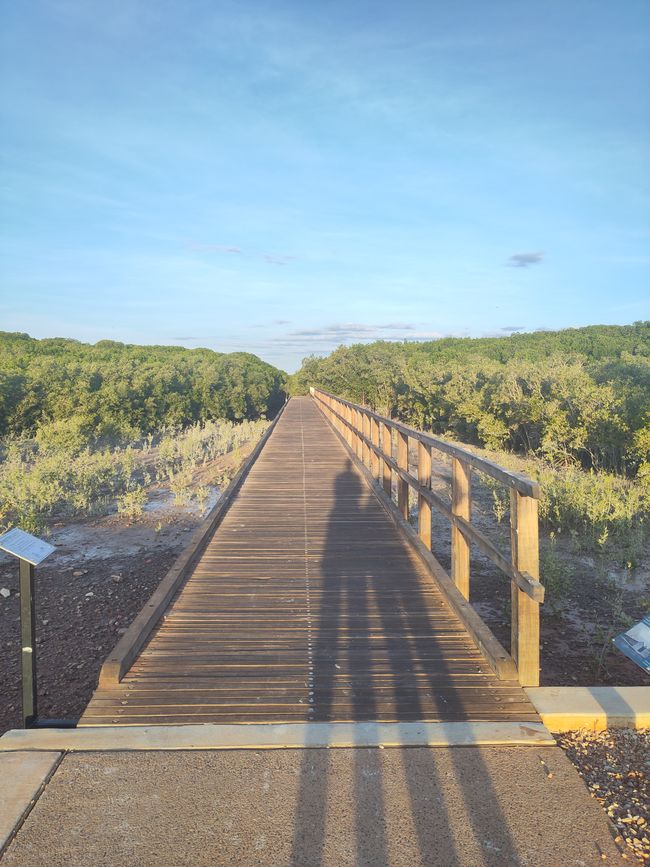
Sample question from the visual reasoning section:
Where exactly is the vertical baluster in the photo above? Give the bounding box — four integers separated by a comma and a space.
362, 412, 370, 466
370, 416, 380, 478
451, 457, 471, 599
381, 422, 392, 497
355, 408, 363, 459
397, 430, 409, 519
418, 441, 432, 549
510, 491, 541, 686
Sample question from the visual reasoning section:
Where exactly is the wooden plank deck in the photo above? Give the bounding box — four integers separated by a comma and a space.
80, 397, 539, 726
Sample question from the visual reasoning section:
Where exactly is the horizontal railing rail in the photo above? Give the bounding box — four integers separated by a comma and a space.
310, 387, 544, 687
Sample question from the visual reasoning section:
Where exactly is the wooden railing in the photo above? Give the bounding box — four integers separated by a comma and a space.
310, 387, 544, 687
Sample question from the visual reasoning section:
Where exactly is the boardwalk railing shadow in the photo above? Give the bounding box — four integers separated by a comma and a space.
291, 459, 522, 866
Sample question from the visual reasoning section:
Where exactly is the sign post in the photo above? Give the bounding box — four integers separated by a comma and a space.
0, 527, 55, 727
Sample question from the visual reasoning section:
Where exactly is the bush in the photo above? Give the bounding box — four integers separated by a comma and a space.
539, 536, 574, 613
117, 486, 147, 520
0, 418, 269, 531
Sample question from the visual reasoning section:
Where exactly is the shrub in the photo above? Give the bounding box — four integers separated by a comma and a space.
117, 486, 147, 520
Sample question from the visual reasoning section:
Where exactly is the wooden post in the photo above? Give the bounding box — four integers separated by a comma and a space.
381, 422, 392, 497
451, 457, 471, 599
355, 409, 363, 459
397, 431, 409, 520
362, 412, 370, 467
344, 404, 352, 448
510, 491, 540, 686
370, 417, 380, 478
418, 441, 432, 549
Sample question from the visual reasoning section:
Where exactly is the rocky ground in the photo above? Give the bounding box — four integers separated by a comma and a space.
557, 729, 650, 862
0, 490, 211, 734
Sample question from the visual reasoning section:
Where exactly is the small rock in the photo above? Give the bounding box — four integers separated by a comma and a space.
85, 591, 94, 597
0, 588, 10, 599
111, 575, 122, 583
72, 570, 84, 577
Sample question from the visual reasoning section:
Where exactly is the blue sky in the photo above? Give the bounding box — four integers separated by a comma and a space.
1, 0, 648, 372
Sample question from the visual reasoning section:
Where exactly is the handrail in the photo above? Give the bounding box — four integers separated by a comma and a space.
312, 388, 539, 498
310, 386, 543, 687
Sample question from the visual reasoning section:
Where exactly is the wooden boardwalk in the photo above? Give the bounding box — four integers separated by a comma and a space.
81, 397, 538, 726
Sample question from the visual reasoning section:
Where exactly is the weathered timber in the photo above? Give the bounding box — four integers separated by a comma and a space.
82, 396, 538, 725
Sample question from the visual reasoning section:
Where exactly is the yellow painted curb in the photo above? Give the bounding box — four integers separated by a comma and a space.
526, 686, 650, 731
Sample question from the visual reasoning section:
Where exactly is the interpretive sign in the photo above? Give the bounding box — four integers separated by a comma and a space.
0, 527, 56, 566
0, 527, 56, 726
613, 614, 650, 673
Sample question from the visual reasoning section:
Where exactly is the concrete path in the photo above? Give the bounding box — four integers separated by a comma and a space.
3, 746, 623, 866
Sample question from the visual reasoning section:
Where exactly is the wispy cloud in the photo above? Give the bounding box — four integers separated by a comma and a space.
508, 251, 544, 268
500, 325, 525, 332
188, 241, 297, 266
188, 243, 242, 254
290, 322, 416, 339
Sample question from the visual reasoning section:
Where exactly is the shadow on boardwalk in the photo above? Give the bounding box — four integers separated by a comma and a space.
290, 461, 522, 866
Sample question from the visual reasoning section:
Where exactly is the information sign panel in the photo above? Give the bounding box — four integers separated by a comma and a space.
0, 527, 56, 566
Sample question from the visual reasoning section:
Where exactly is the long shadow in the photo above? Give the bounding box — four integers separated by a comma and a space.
291, 420, 526, 865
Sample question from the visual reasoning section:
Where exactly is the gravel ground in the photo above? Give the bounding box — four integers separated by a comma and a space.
557, 729, 649, 862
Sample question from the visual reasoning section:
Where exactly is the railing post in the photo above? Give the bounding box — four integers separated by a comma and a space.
355, 409, 363, 459
397, 431, 409, 520
370, 417, 380, 479
335, 399, 343, 436
362, 412, 370, 467
451, 457, 471, 599
381, 422, 392, 497
344, 404, 352, 448
510, 491, 541, 686
418, 442, 432, 549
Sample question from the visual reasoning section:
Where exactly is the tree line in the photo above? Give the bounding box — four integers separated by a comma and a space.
0, 332, 287, 445
289, 322, 650, 480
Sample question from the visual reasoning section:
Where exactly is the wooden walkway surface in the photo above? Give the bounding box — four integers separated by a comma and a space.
81, 397, 539, 725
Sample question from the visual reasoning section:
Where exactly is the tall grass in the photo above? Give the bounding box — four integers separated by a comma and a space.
0, 418, 269, 532
475, 444, 648, 566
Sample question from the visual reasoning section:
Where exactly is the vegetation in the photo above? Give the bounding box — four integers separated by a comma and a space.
290, 323, 650, 566
0, 332, 282, 531
0, 332, 286, 442
0, 417, 269, 532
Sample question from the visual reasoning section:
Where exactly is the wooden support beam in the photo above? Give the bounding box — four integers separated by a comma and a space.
397, 430, 409, 520
451, 457, 471, 600
381, 422, 392, 498
510, 491, 541, 687
370, 417, 380, 478
355, 409, 363, 460
418, 441, 432, 550
362, 412, 370, 467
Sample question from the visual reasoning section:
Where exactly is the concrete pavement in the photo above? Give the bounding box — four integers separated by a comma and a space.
2, 746, 624, 866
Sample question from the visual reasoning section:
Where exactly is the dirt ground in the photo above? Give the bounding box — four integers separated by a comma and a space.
0, 491, 212, 735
